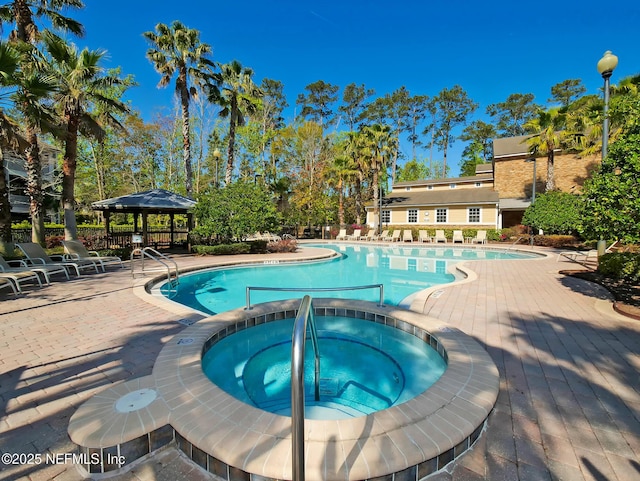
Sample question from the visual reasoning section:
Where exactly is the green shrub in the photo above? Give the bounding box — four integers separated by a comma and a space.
597, 252, 640, 283
192, 243, 251, 256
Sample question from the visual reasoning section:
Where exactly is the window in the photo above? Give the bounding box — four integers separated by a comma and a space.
475, 182, 482, 187
381, 210, 390, 223
408, 209, 418, 223
449, 183, 456, 189
468, 207, 481, 223
436, 208, 447, 223
427, 185, 434, 190
405, 187, 411, 191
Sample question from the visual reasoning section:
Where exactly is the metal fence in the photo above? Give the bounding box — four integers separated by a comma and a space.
11, 226, 189, 250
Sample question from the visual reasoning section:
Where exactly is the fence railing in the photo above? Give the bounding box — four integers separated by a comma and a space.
11, 226, 189, 250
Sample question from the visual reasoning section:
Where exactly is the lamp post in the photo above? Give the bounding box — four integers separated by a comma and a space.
597, 50, 618, 160
525, 158, 537, 245
596, 51, 618, 255
212, 149, 221, 188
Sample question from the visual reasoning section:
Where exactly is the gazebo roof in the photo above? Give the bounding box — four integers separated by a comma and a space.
91, 189, 196, 213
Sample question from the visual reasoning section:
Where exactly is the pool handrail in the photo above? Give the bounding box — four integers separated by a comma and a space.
291, 295, 320, 481
245, 284, 385, 310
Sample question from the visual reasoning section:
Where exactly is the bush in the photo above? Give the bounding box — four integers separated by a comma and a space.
522, 191, 582, 235
597, 252, 640, 283
267, 239, 298, 253
532, 235, 580, 248
192, 243, 251, 256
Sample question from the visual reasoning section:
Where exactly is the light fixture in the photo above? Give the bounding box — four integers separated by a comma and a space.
597, 50, 618, 160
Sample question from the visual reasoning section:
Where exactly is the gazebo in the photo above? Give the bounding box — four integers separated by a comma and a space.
91, 189, 197, 249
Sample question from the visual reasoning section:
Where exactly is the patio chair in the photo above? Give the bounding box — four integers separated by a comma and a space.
452, 230, 464, 243
0, 254, 43, 292
378, 230, 390, 241
363, 230, 377, 241
347, 229, 362, 241
0, 254, 68, 283
63, 240, 124, 271
389, 230, 402, 242
471, 230, 487, 244
434, 230, 447, 243
402, 230, 414, 242
418, 230, 432, 243
17, 242, 100, 276
556, 240, 620, 263
336, 229, 348, 240
0, 277, 17, 295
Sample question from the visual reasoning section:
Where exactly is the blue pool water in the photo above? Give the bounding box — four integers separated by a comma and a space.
201, 316, 447, 419
162, 244, 537, 314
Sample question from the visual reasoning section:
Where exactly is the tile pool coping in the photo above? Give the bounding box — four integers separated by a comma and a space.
68, 297, 499, 480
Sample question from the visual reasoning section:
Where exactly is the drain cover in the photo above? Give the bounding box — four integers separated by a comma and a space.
115, 389, 158, 413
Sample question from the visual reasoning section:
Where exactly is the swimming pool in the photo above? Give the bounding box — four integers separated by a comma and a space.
202, 315, 447, 420
160, 243, 537, 314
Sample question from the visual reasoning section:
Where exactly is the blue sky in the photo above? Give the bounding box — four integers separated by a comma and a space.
74, 1, 639, 174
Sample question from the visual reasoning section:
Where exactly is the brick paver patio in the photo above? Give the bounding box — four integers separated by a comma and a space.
0, 245, 638, 481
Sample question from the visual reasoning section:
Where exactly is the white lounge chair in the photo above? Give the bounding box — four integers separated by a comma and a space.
402, 230, 414, 242
452, 230, 464, 244
336, 229, 348, 240
17, 242, 100, 276
348, 229, 362, 241
389, 230, 402, 242
63, 240, 124, 271
0, 254, 68, 283
556, 240, 620, 263
471, 230, 487, 244
418, 230, 432, 243
363, 230, 377, 241
434, 230, 447, 243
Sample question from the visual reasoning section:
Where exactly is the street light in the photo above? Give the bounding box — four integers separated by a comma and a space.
212, 149, 221, 188
597, 50, 618, 160
525, 158, 537, 245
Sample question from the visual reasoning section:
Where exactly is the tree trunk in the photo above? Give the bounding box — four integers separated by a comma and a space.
179, 83, 192, 197
225, 97, 238, 185
25, 127, 45, 245
62, 114, 79, 240
546, 151, 555, 191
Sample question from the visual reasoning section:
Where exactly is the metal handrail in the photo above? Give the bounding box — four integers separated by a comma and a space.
130, 247, 179, 284
507, 236, 525, 250
291, 295, 320, 481
245, 284, 385, 310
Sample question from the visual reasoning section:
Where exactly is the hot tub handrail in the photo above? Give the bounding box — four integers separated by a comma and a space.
291, 295, 320, 481
245, 284, 384, 310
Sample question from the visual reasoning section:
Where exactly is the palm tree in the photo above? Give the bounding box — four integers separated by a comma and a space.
361, 124, 396, 228
326, 154, 358, 227
216, 60, 262, 185
42, 31, 128, 240
144, 20, 215, 197
3, 0, 85, 244
524, 108, 570, 191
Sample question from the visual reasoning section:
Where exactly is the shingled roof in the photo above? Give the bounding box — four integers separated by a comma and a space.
370, 187, 499, 208
91, 189, 196, 213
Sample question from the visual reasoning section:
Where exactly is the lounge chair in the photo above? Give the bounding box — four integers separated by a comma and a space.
434, 230, 447, 243
389, 230, 402, 242
363, 230, 377, 241
471, 230, 487, 244
17, 242, 100, 276
402, 230, 414, 242
556, 240, 620, 263
378, 229, 390, 241
0, 277, 17, 295
347, 229, 362, 241
418, 230, 432, 243
452, 230, 464, 244
0, 254, 68, 283
336, 229, 348, 240
0, 257, 43, 292
63, 240, 124, 271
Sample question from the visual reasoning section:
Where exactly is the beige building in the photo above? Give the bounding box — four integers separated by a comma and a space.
365, 134, 600, 230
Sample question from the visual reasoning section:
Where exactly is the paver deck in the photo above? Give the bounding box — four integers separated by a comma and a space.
0, 244, 638, 481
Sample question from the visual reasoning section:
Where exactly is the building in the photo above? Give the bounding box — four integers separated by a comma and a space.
365, 135, 600, 230
2, 145, 59, 219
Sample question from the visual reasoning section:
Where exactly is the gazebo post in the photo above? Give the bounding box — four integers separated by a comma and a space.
187, 213, 193, 251
104, 211, 111, 249
142, 211, 149, 247
170, 213, 175, 248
